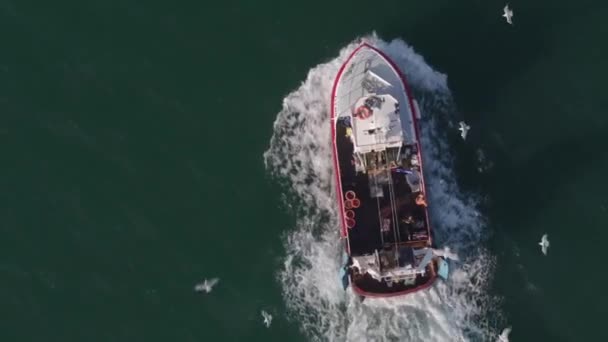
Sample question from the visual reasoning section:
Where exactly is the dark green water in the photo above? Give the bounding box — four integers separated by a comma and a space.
1, 1, 607, 341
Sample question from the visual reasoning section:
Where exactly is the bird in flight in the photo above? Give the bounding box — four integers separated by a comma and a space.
433, 246, 460, 261
261, 310, 273, 328
539, 234, 550, 256
458, 121, 470, 140
497, 326, 512, 342
503, 4, 514, 25
194, 278, 219, 293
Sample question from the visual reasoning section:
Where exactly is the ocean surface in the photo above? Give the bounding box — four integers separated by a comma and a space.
1, 1, 607, 341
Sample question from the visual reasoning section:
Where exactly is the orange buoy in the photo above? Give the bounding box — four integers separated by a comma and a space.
346, 218, 356, 229
345, 210, 355, 219
345, 191, 356, 200
351, 198, 361, 208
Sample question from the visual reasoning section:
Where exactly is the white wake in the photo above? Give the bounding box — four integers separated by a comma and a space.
264, 34, 503, 342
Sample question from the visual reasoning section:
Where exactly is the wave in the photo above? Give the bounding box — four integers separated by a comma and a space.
264, 34, 503, 342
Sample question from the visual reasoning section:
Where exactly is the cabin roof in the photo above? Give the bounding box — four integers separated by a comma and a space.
333, 46, 416, 150
351, 94, 403, 153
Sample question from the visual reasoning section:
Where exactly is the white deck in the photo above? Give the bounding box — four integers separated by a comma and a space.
333, 46, 416, 153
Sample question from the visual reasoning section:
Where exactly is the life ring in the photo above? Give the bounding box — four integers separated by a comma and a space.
344, 199, 353, 209
353, 105, 372, 119
351, 198, 361, 208
345, 210, 355, 219
346, 218, 356, 229
345, 191, 356, 200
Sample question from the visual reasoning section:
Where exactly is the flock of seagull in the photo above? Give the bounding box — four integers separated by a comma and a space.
194, 278, 273, 328
457, 4, 514, 139
458, 4, 513, 135
460, 3, 551, 257
458, 5, 551, 253
459, 6, 554, 341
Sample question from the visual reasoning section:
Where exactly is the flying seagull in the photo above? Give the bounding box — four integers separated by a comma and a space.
503, 4, 514, 25
458, 121, 471, 140
261, 310, 272, 328
194, 278, 219, 293
497, 327, 512, 342
433, 246, 460, 261
539, 234, 550, 255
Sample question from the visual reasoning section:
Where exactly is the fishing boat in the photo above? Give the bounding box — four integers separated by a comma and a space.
332, 43, 448, 298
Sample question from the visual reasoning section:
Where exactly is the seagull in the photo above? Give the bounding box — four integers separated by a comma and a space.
458, 121, 470, 140
497, 327, 512, 342
503, 4, 514, 25
261, 310, 272, 328
194, 278, 219, 293
539, 234, 550, 255
433, 246, 460, 261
